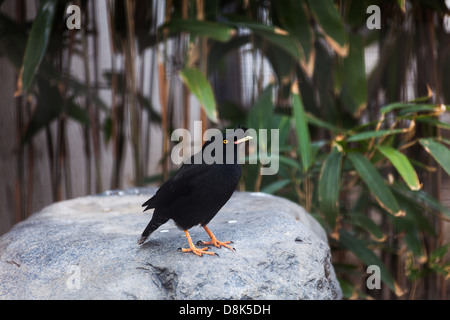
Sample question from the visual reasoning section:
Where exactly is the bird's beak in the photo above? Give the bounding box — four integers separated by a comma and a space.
234, 136, 253, 145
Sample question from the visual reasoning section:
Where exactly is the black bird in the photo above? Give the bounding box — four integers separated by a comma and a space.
138, 127, 252, 256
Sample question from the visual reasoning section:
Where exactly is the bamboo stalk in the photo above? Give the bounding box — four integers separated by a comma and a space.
106, 0, 122, 189
14, 0, 26, 223
144, 47, 156, 180
55, 119, 64, 202
90, 0, 103, 193
157, 0, 170, 182
158, 61, 169, 181
139, 53, 146, 179
15, 93, 24, 222
25, 97, 34, 218
182, 0, 190, 132
81, 1, 103, 193
196, 0, 208, 139
125, 0, 143, 186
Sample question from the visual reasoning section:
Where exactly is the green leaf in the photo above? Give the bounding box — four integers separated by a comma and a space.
346, 129, 405, 142
67, 101, 90, 126
400, 220, 427, 262
430, 244, 450, 262
419, 138, 450, 176
416, 117, 450, 130
337, 34, 367, 116
22, 77, 62, 144
274, 0, 313, 59
67, 77, 109, 111
393, 182, 450, 219
318, 148, 343, 228
398, 105, 436, 116
307, 0, 348, 55
161, 18, 235, 42
380, 102, 413, 114
137, 93, 162, 125
347, 153, 404, 216
245, 154, 302, 172
247, 84, 274, 131
18, 0, 58, 94
380, 103, 438, 115
306, 112, 344, 133
208, 35, 250, 74
261, 179, 290, 194
339, 230, 399, 294
277, 155, 302, 172
337, 278, 357, 299
377, 146, 421, 191
180, 67, 218, 123
292, 85, 313, 172
225, 15, 303, 60
350, 214, 386, 242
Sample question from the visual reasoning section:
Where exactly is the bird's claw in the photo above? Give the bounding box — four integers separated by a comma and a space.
178, 246, 218, 257
197, 239, 235, 251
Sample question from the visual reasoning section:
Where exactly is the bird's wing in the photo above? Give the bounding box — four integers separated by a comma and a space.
142, 163, 209, 211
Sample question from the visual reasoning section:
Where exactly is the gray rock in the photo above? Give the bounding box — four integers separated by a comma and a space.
0, 189, 341, 300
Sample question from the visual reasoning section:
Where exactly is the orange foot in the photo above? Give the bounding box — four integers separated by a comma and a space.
198, 225, 235, 251
180, 230, 217, 257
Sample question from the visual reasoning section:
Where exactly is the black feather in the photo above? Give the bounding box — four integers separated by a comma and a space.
138, 128, 248, 245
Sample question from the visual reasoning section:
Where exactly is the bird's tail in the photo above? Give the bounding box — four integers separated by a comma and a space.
142, 196, 155, 212
137, 213, 169, 245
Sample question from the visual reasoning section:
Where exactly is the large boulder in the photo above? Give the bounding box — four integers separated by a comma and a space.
0, 189, 341, 300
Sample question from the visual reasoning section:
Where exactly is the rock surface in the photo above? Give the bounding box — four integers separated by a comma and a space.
0, 189, 341, 300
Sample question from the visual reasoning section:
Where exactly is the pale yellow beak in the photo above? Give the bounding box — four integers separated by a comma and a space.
234, 136, 253, 145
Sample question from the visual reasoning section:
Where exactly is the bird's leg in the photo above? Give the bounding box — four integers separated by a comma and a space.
180, 230, 217, 257
198, 226, 235, 251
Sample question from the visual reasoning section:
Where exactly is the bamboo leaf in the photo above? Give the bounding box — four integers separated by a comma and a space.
208, 35, 250, 74
398, 104, 436, 116
247, 84, 274, 130
306, 112, 344, 133
416, 117, 450, 130
419, 138, 450, 176
393, 182, 450, 219
161, 18, 235, 42
225, 16, 303, 60
292, 83, 313, 172
350, 214, 386, 242
318, 148, 343, 228
380, 102, 414, 115
306, 0, 348, 56
347, 153, 404, 216
380, 103, 437, 115
17, 0, 58, 94
180, 67, 218, 123
261, 179, 290, 194
246, 154, 302, 172
378, 146, 421, 191
339, 230, 402, 295
67, 101, 90, 126
337, 34, 367, 116
274, 0, 313, 59
430, 244, 450, 262
22, 77, 62, 144
400, 220, 427, 262
347, 129, 405, 142
277, 155, 302, 172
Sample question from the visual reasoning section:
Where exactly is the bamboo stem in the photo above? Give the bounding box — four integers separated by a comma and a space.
158, 0, 170, 182
125, 0, 143, 186
106, 0, 123, 189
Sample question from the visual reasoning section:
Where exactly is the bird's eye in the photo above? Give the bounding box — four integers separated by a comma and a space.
223, 139, 229, 144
